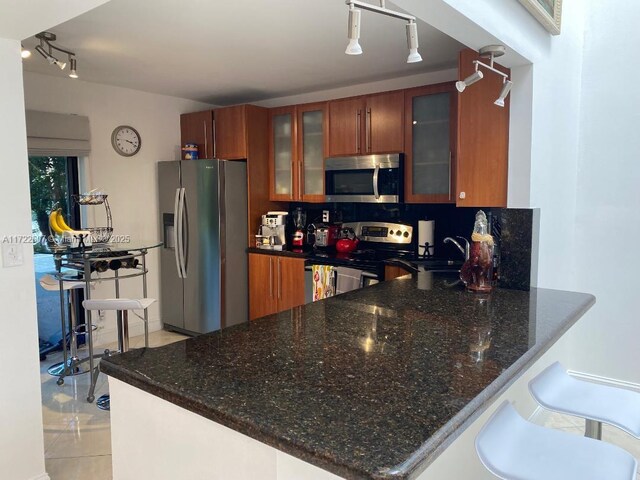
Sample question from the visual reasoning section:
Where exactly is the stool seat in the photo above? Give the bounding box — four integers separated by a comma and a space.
476, 401, 638, 480
82, 298, 156, 311
529, 362, 640, 439
39, 274, 85, 291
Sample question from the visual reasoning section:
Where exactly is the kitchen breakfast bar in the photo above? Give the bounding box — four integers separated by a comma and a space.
100, 273, 594, 480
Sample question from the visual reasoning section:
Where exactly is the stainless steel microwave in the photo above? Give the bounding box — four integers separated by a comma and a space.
324, 154, 403, 203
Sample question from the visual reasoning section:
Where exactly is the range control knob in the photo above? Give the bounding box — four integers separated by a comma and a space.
403, 231, 409, 238
396, 231, 402, 236
389, 230, 394, 236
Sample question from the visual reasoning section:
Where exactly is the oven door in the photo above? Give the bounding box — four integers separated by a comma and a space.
325, 154, 402, 203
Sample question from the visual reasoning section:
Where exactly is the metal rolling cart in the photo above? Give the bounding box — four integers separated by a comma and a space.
46, 192, 161, 402
50, 241, 161, 402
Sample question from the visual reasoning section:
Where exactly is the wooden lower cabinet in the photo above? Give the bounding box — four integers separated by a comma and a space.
248, 253, 305, 320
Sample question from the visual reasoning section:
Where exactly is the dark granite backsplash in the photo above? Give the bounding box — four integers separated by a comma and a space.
288, 202, 538, 290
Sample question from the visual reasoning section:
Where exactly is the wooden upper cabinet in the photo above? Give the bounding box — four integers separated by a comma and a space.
297, 102, 327, 202
456, 48, 510, 207
268, 106, 296, 201
328, 91, 404, 157
215, 105, 247, 160
180, 110, 214, 159
404, 82, 458, 204
268, 102, 327, 203
366, 91, 404, 154
328, 96, 364, 157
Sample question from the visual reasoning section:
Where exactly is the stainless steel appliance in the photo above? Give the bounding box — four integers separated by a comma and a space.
315, 224, 341, 247
158, 159, 248, 335
325, 154, 403, 203
256, 211, 287, 250
304, 221, 414, 300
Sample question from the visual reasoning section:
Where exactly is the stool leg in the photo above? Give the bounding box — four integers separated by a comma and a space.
585, 419, 602, 440
98, 310, 131, 412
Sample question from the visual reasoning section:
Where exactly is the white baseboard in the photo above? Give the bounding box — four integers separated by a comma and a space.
31, 473, 51, 480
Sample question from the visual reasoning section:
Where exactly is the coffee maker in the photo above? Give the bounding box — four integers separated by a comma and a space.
256, 211, 288, 250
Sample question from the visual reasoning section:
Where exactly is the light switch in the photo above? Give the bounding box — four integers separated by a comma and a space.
322, 210, 330, 223
2, 243, 23, 267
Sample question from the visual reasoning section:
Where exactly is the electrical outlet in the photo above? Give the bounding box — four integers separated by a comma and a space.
322, 210, 330, 223
2, 243, 23, 267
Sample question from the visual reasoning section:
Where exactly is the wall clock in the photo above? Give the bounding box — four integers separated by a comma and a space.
111, 125, 141, 157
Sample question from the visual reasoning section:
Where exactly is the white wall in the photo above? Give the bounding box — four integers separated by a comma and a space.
253, 68, 457, 107
0, 39, 47, 480
23, 71, 212, 344
398, 0, 640, 385
567, 1, 640, 381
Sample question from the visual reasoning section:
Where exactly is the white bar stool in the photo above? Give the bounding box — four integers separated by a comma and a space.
476, 401, 637, 480
39, 274, 88, 379
82, 298, 155, 410
529, 361, 640, 440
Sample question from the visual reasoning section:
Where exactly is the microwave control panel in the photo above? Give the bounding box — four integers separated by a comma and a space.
343, 222, 412, 244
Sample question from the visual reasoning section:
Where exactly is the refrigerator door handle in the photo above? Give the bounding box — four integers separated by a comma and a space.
178, 187, 188, 278
173, 188, 183, 279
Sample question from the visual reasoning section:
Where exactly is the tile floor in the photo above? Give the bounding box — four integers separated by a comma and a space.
41, 335, 640, 479
40, 329, 188, 480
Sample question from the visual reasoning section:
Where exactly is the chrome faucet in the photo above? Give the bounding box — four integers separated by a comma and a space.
444, 236, 470, 261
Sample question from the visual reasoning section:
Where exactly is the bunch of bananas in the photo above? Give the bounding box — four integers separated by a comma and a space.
48, 208, 74, 235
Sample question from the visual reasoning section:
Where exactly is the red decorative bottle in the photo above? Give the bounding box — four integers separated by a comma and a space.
460, 210, 495, 293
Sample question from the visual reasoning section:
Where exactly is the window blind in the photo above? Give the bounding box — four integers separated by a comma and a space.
26, 110, 90, 156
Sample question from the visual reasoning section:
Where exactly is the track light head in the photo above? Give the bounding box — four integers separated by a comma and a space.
55, 59, 66, 70
456, 70, 484, 93
406, 21, 422, 63
345, 7, 362, 55
69, 58, 78, 78
494, 79, 513, 107
21, 45, 31, 59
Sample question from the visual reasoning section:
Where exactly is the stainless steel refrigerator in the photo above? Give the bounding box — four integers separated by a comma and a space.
158, 159, 248, 335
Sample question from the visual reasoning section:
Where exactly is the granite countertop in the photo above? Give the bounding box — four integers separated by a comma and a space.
101, 273, 594, 480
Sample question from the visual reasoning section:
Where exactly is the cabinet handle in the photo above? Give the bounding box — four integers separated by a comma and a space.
203, 121, 208, 159
448, 151, 452, 201
356, 110, 361, 153
269, 257, 273, 299
366, 108, 371, 153
298, 162, 302, 200
277, 260, 282, 300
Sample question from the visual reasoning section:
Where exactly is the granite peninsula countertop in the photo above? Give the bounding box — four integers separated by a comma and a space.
100, 273, 595, 480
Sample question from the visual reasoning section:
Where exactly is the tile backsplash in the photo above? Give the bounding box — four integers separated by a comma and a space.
289, 202, 538, 290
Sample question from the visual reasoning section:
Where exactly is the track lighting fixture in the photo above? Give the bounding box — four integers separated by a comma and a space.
457, 45, 513, 107
69, 58, 78, 79
406, 21, 422, 63
345, 0, 422, 63
21, 44, 31, 59
456, 69, 483, 92
34, 32, 78, 78
494, 79, 513, 107
345, 6, 363, 55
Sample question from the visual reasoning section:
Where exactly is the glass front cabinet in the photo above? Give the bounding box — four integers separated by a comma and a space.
404, 83, 457, 203
269, 103, 326, 202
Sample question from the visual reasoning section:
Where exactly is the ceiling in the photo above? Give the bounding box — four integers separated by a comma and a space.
21, 0, 465, 105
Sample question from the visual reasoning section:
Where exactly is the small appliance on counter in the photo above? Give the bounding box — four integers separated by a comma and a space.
256, 211, 288, 250
315, 224, 341, 248
292, 207, 306, 250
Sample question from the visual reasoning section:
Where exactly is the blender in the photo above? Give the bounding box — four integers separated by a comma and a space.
292, 207, 306, 250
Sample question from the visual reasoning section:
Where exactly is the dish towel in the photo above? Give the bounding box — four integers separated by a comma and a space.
335, 267, 363, 295
312, 265, 335, 301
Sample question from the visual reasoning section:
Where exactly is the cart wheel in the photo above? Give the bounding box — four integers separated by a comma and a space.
56, 378, 64, 386
87, 395, 95, 403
